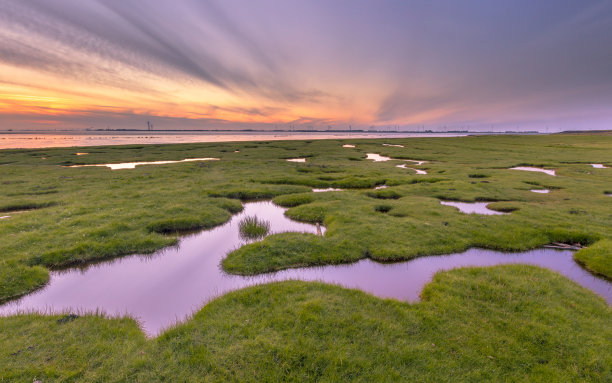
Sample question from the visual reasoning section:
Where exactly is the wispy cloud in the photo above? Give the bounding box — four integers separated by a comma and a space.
0, 0, 611, 131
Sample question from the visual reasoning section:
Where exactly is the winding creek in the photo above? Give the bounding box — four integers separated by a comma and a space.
1, 201, 610, 336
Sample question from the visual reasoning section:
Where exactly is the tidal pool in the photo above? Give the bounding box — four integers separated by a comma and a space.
0, 215, 10, 219
531, 189, 550, 193
382, 143, 404, 148
312, 188, 344, 192
68, 158, 219, 170
342, 144, 355, 148
396, 164, 427, 174
405, 159, 427, 165
440, 201, 507, 215
366, 153, 392, 161
510, 167, 556, 176
286, 158, 306, 163
1, 202, 610, 337
367, 153, 427, 166
591, 164, 609, 168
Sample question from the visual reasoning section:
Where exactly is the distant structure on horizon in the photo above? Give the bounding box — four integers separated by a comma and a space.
147, 121, 154, 131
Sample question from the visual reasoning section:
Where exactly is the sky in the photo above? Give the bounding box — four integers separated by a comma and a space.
0, 0, 611, 132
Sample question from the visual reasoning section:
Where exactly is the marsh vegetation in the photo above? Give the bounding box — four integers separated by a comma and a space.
238, 215, 271, 240
0, 133, 611, 381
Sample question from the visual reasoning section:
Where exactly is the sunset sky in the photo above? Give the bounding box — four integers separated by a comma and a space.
1, 0, 611, 132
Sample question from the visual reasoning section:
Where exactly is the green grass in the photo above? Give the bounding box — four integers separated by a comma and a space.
1, 266, 610, 382
0, 133, 611, 380
0, 133, 610, 296
238, 216, 271, 240
574, 240, 612, 280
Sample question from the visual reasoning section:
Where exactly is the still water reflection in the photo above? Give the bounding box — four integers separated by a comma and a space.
440, 201, 507, 215
0, 202, 609, 336
510, 166, 556, 176
68, 158, 219, 170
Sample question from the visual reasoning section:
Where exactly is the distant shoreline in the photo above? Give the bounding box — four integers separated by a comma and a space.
1, 130, 609, 150
0, 129, 542, 135
0, 131, 473, 149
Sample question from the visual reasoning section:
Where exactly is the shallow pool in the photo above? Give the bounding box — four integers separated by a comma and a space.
68, 158, 219, 170
440, 201, 507, 215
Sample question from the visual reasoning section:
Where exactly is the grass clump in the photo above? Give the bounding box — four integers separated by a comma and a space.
574, 240, 612, 279
238, 216, 270, 240
0, 261, 48, 303
0, 201, 57, 212
366, 189, 402, 199
273, 193, 314, 207
486, 201, 521, 213
374, 204, 393, 213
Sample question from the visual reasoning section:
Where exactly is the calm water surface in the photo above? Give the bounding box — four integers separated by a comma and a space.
0, 132, 467, 149
440, 201, 507, 215
510, 166, 556, 176
68, 158, 219, 170
1, 201, 609, 336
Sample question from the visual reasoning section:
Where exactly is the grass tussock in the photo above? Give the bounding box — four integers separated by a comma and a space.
238, 216, 270, 240
374, 204, 393, 213
366, 189, 402, 199
574, 240, 612, 279
0, 201, 57, 212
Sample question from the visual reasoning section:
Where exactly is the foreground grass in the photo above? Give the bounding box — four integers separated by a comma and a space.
1, 133, 611, 301
1, 266, 610, 382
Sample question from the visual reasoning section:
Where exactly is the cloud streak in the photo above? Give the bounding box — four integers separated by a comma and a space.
0, 0, 611, 131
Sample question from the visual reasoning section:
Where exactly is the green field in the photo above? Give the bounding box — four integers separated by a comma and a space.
1, 133, 611, 381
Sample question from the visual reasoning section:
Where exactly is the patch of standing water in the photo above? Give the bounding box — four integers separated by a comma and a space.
404, 159, 427, 165
366, 153, 391, 161
68, 158, 219, 170
374, 185, 388, 190
591, 164, 609, 168
510, 167, 556, 176
1, 202, 610, 337
531, 189, 550, 194
75, 152, 88, 156
0, 215, 10, 219
342, 144, 355, 148
396, 164, 427, 174
286, 158, 306, 163
366, 153, 427, 168
440, 201, 507, 215
312, 188, 343, 192
382, 143, 404, 148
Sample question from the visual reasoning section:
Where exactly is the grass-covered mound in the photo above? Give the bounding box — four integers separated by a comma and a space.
1, 266, 610, 382
575, 240, 612, 280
